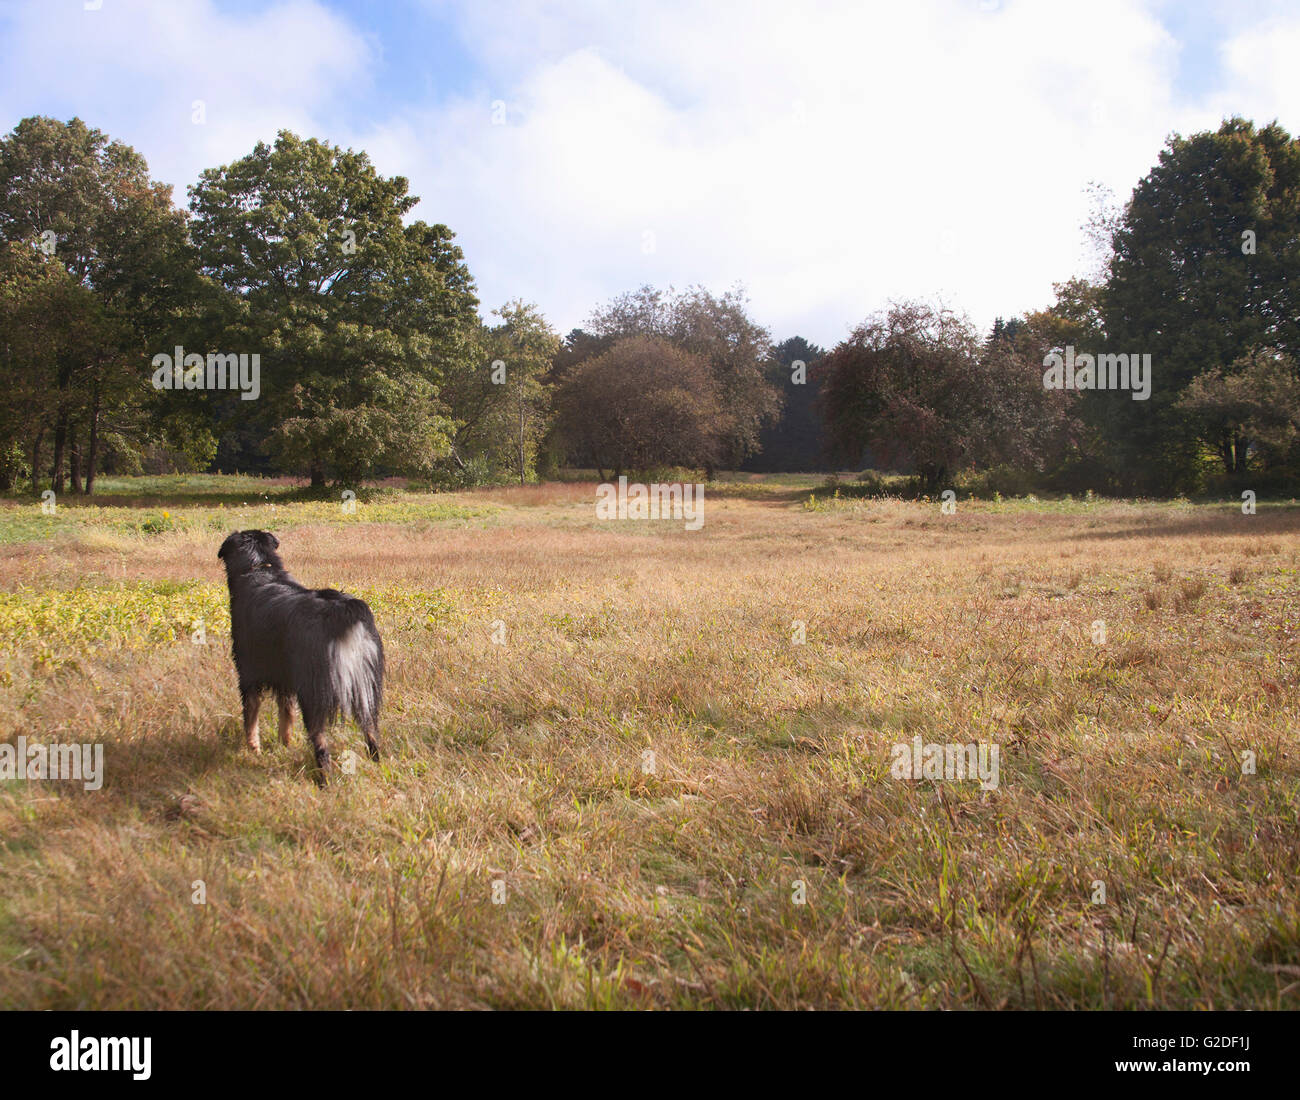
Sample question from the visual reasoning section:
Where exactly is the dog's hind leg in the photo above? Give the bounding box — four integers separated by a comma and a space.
362, 718, 380, 762
300, 702, 331, 785
277, 693, 295, 746
307, 724, 330, 785
242, 689, 263, 753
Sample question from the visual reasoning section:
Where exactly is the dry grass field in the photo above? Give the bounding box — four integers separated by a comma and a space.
0, 478, 1297, 1009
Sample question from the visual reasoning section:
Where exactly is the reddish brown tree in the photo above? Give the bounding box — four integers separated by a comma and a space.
818, 301, 1074, 492
554, 336, 724, 479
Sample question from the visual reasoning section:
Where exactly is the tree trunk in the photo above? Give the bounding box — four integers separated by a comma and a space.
919, 464, 947, 496
69, 425, 83, 495
518, 390, 527, 486
85, 383, 101, 495
1217, 434, 1233, 475
51, 410, 67, 495
309, 457, 326, 489
31, 429, 44, 496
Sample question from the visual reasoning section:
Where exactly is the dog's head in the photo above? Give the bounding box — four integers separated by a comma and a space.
217, 529, 283, 577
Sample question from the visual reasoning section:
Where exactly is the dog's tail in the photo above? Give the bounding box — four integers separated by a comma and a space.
320, 594, 384, 730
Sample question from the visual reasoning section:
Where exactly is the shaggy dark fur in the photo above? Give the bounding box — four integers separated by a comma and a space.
217, 529, 383, 781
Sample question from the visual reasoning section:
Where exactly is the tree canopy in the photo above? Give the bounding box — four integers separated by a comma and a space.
3, 112, 1300, 498
0, 115, 196, 493
188, 131, 480, 486
1103, 118, 1300, 488
583, 285, 781, 473
554, 336, 724, 479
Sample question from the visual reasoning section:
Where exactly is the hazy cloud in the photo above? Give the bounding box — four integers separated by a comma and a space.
2, 0, 1297, 343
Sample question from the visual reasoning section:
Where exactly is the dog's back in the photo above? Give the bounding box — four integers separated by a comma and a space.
219, 529, 384, 778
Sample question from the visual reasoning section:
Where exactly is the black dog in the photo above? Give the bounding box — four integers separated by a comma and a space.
217, 530, 383, 781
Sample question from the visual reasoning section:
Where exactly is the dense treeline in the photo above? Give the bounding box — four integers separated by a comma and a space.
1, 115, 1298, 495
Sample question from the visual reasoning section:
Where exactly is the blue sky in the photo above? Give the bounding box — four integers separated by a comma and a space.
2, 0, 1298, 345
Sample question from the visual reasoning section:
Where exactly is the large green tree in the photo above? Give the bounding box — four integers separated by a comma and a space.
486, 301, 559, 485
1103, 118, 1300, 488
441, 301, 559, 485
0, 116, 195, 493
0, 241, 103, 492
188, 131, 479, 487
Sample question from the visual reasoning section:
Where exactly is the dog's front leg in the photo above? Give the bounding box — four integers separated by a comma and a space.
277, 694, 295, 746
242, 690, 263, 753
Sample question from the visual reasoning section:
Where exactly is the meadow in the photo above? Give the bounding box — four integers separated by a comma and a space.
0, 475, 1297, 1009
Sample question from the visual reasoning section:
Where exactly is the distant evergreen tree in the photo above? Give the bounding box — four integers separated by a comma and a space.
987, 316, 1024, 346
742, 336, 828, 472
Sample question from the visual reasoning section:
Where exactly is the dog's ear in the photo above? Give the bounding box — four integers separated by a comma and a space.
218, 532, 239, 560
257, 530, 280, 551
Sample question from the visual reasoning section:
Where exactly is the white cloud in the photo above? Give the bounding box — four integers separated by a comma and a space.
0, 0, 371, 203
3, 0, 1299, 345
385, 0, 1188, 341
1215, 17, 1300, 126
